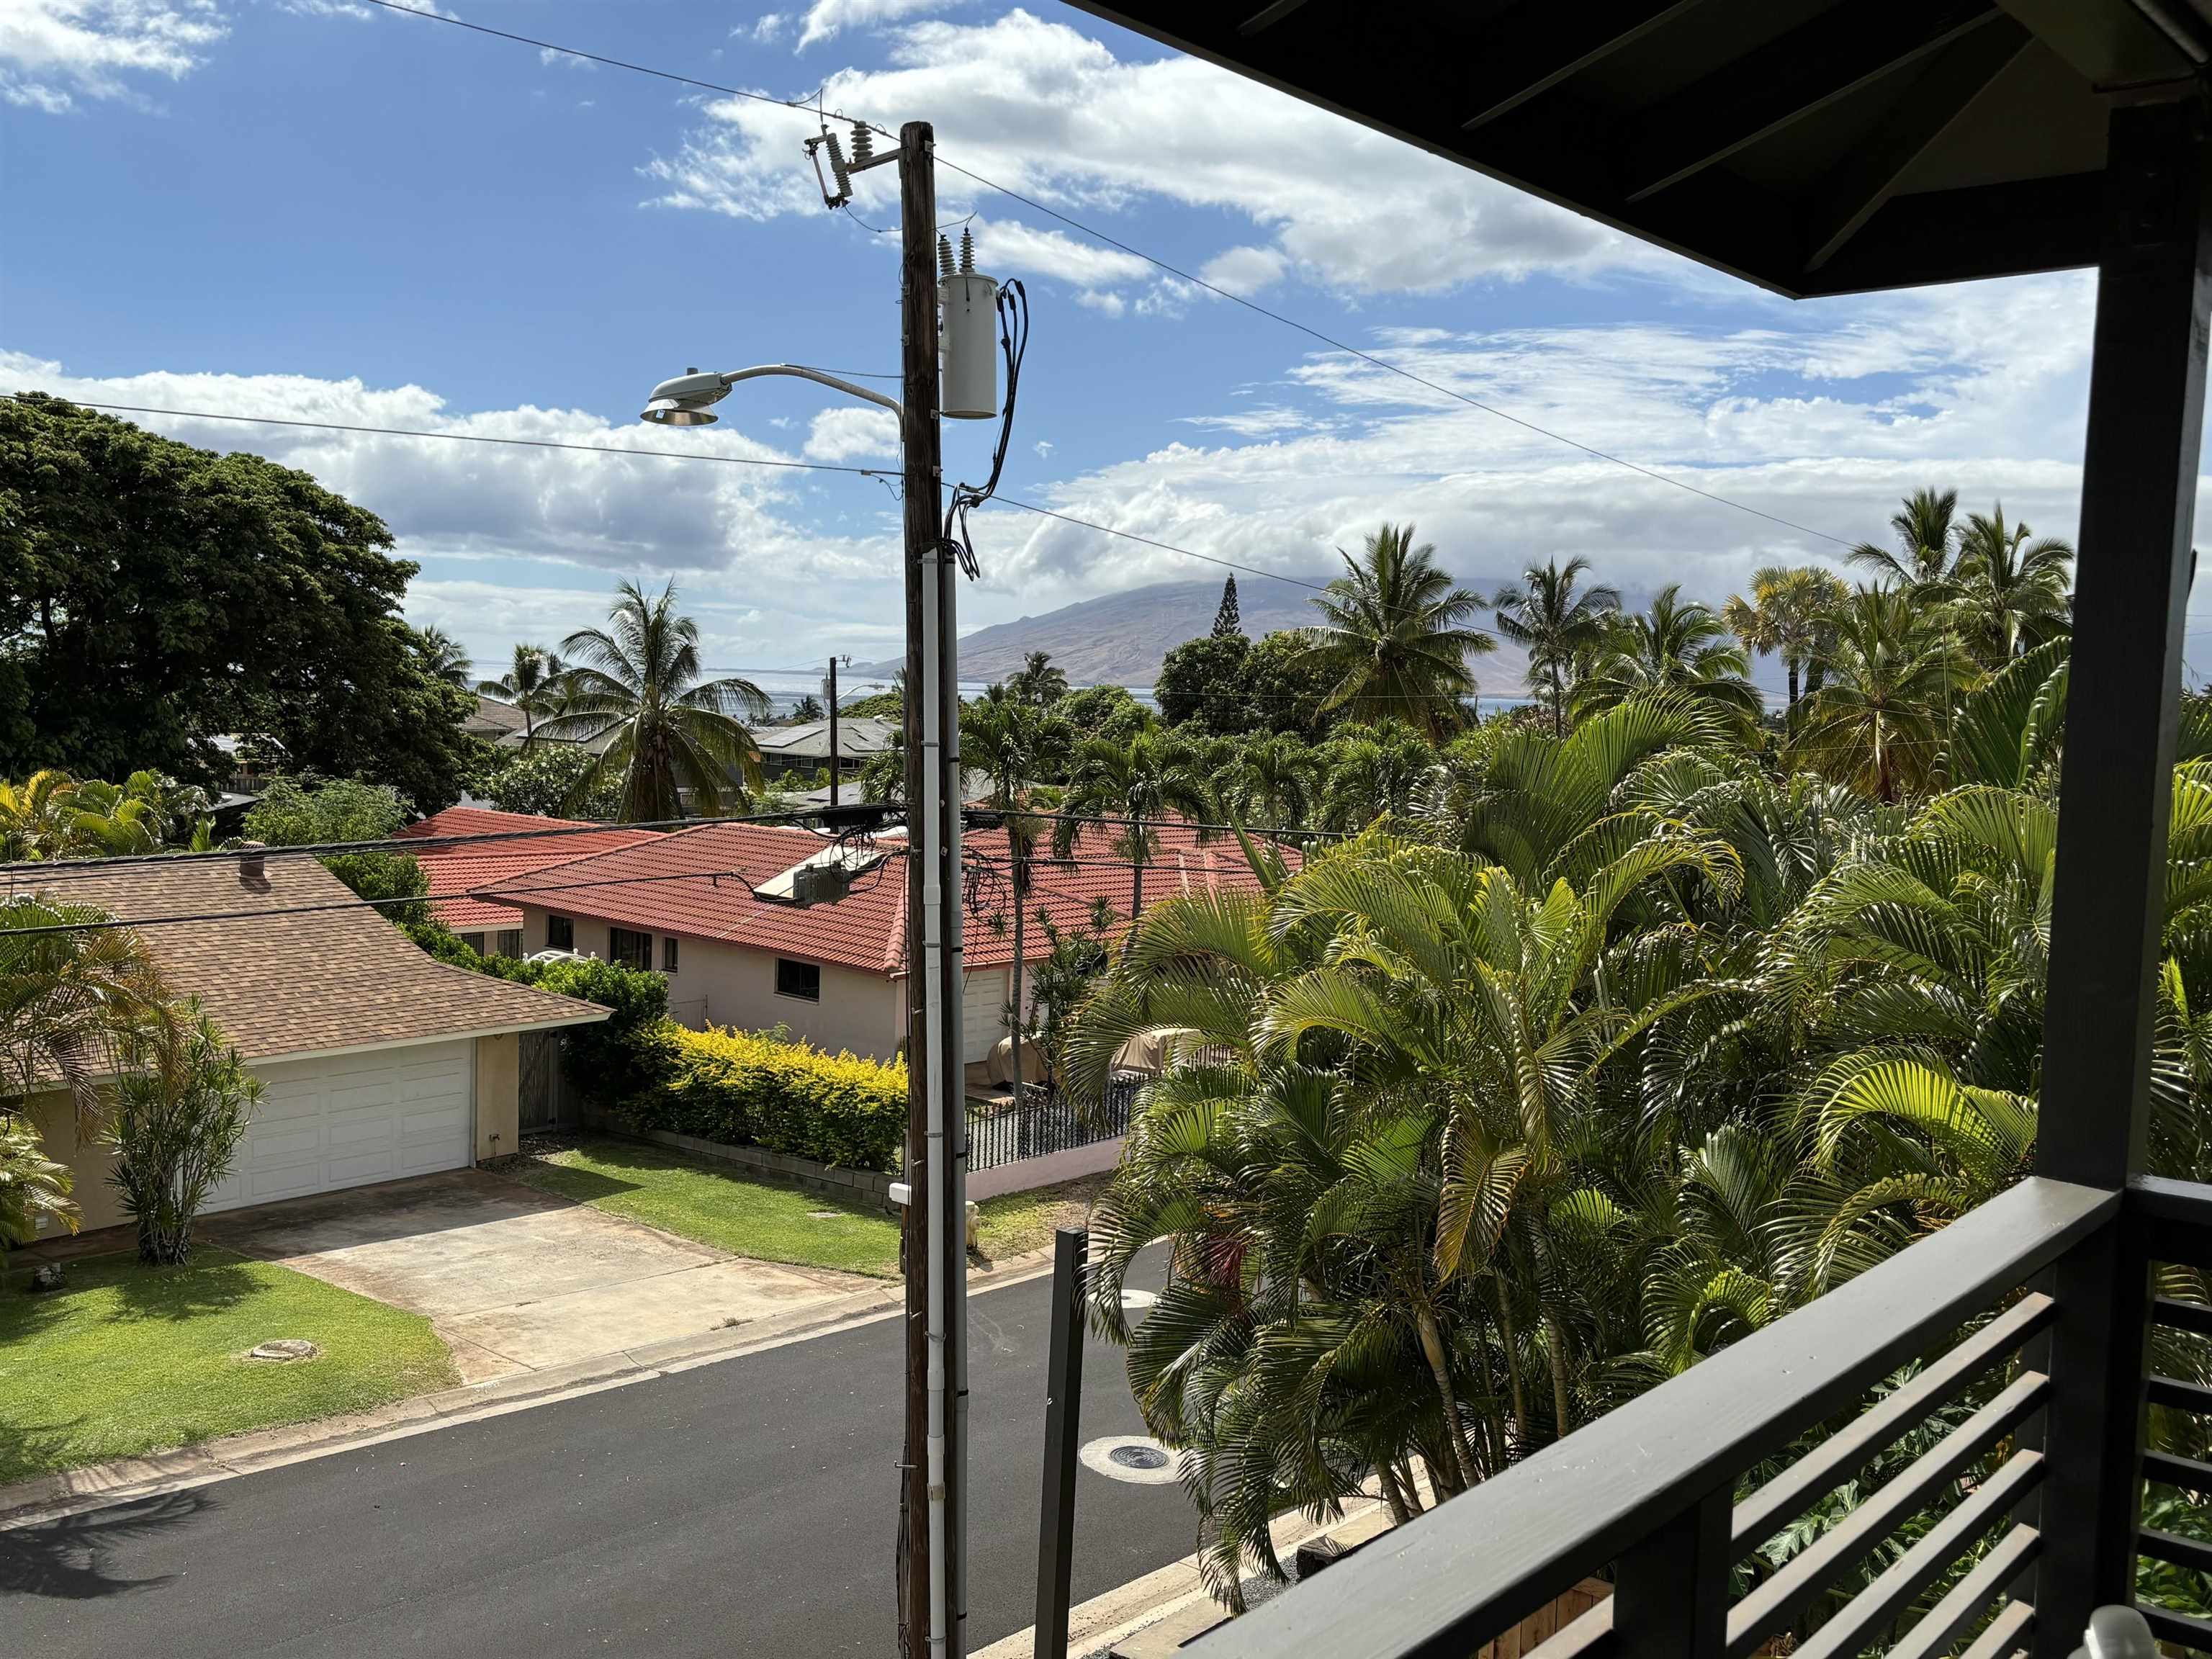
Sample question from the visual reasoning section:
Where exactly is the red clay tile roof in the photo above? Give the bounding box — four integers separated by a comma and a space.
474, 819, 1287, 977
395, 807, 663, 932
24, 853, 608, 1063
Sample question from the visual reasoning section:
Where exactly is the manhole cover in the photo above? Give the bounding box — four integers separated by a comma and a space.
1079, 1435, 1182, 1485
1109, 1444, 1169, 1470
247, 1339, 320, 1363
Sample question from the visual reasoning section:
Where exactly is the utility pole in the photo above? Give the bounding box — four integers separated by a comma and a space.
827, 655, 840, 808
896, 117, 968, 1659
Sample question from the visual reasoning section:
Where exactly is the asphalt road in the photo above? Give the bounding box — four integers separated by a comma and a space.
2, 1258, 1192, 1658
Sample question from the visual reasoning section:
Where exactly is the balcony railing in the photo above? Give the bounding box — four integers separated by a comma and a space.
1186, 1173, 2212, 1659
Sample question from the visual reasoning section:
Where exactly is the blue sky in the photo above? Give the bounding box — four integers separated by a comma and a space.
6, 0, 2190, 684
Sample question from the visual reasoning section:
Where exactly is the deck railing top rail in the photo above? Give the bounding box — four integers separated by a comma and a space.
1187, 1177, 2120, 1659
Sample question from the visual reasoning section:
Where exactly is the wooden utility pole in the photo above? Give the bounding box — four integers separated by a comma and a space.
827, 655, 840, 807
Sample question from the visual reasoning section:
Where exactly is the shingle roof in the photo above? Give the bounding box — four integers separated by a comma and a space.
22, 853, 607, 1063
475, 818, 1287, 978
753, 716, 899, 762
395, 807, 663, 932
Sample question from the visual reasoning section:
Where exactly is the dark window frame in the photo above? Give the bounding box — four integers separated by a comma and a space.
495, 929, 523, 960
775, 958, 822, 1002
662, 935, 680, 974
609, 927, 653, 971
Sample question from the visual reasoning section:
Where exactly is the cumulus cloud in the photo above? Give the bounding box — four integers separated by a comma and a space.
794, 0, 963, 50
0, 0, 226, 112
803, 404, 899, 463
642, 9, 1649, 309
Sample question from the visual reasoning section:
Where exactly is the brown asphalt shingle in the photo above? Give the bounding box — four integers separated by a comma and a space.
17, 852, 607, 1063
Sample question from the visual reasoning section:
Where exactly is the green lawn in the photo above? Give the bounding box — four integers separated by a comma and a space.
508, 1138, 904, 1277
507, 1138, 1111, 1273
0, 1247, 456, 1484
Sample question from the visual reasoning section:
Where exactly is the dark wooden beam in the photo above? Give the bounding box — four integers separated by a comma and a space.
1238, 0, 1316, 35
1624, 0, 2002, 204
1460, 0, 1708, 131
1801, 20, 2029, 273
1799, 172, 2100, 296
2031, 95, 2212, 1659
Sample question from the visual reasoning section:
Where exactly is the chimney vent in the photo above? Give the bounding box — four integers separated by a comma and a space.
238, 842, 266, 881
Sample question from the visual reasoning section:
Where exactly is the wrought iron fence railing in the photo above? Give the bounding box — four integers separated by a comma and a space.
966, 1075, 1136, 1172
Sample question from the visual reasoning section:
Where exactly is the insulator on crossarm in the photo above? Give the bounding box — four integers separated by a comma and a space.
850, 122, 873, 166
959, 227, 975, 274
938, 235, 956, 278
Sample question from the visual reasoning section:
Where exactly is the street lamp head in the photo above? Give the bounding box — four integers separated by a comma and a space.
640, 368, 729, 426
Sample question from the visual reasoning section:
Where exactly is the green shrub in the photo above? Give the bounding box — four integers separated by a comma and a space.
529, 957, 672, 1105
627, 1025, 906, 1172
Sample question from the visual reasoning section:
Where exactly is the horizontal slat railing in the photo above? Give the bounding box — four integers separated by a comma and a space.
1182, 1177, 2118, 1659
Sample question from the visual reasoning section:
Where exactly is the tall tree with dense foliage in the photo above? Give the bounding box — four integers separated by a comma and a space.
1491, 557, 1622, 736
1213, 576, 1242, 639
1721, 565, 1850, 712
1213, 734, 1321, 834
1007, 650, 1070, 709
538, 580, 772, 822
1951, 505, 2073, 667
1791, 588, 1965, 802
1300, 524, 1493, 740
477, 644, 570, 742
1054, 727, 1215, 926
1155, 632, 1254, 734
0, 395, 479, 809
1575, 585, 1761, 727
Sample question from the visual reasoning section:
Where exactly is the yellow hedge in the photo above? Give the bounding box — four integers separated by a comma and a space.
627, 1022, 907, 1172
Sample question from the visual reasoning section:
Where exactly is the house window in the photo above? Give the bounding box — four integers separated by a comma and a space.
662, 936, 680, 974
547, 914, 574, 951
496, 930, 523, 959
610, 927, 653, 971
775, 958, 822, 1002
460, 932, 487, 956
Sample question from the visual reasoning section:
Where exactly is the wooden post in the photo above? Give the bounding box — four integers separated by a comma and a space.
2032, 97, 2211, 1654
1033, 1227, 1088, 1659
1612, 1490, 1729, 1659
829, 655, 840, 808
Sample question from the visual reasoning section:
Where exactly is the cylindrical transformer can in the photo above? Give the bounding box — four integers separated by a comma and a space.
939, 272, 1000, 420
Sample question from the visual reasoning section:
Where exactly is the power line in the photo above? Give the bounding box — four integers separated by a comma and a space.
50, 401, 891, 480
343, 0, 1858, 552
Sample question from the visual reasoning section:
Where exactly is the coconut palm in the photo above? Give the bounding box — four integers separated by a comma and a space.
0, 894, 168, 1129
1722, 565, 1851, 712
1575, 585, 1762, 727
1490, 557, 1622, 737
1007, 650, 1070, 709
477, 643, 570, 741
1848, 487, 1962, 596
414, 625, 474, 690
1951, 505, 2072, 667
1316, 720, 1433, 832
963, 684, 1070, 1081
1791, 588, 1966, 803
1053, 727, 1215, 927
1300, 524, 1493, 740
539, 580, 772, 822
1213, 733, 1321, 835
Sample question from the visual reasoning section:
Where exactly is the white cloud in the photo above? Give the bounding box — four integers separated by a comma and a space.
751, 12, 786, 43
802, 404, 899, 463
538, 45, 592, 70
644, 9, 1651, 303
0, 0, 226, 112
794, 0, 962, 51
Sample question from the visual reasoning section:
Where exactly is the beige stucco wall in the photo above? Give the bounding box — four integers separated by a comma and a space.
22, 1090, 127, 1236
516, 904, 907, 1060
473, 1031, 518, 1160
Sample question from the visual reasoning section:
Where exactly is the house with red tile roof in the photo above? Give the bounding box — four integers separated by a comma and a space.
472, 818, 1283, 1064
393, 806, 663, 957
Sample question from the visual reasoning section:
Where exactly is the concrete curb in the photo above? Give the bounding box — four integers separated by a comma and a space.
0, 1245, 1062, 1533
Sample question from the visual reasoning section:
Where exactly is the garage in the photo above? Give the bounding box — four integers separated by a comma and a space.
205, 1040, 475, 1213
962, 966, 1011, 1064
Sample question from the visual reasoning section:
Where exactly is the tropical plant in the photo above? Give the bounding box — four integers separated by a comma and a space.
483, 742, 624, 820
1847, 487, 1962, 597
1491, 557, 1622, 737
1007, 651, 1070, 709
1720, 565, 1850, 712
0, 770, 213, 860
1576, 585, 1762, 727
476, 643, 570, 741
1300, 524, 1493, 740
537, 579, 773, 821
1053, 727, 1215, 926
1951, 505, 2072, 667
1791, 588, 1965, 803
1213, 733, 1321, 835
413, 625, 475, 690
1316, 720, 1433, 832
106, 1004, 260, 1264
0, 1115, 75, 1259
0, 895, 168, 1128
963, 683, 1071, 1076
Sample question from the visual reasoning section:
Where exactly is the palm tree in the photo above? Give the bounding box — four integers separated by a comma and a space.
1722, 565, 1850, 712
1791, 588, 1965, 803
1575, 585, 1761, 727
1054, 727, 1215, 927
1300, 523, 1493, 740
1213, 733, 1321, 835
1848, 487, 1961, 596
1317, 720, 1433, 832
1007, 651, 1070, 709
0, 894, 169, 1130
1491, 557, 1621, 736
963, 685, 1071, 1085
1951, 505, 2072, 667
538, 580, 772, 822
414, 625, 474, 690
477, 644, 570, 742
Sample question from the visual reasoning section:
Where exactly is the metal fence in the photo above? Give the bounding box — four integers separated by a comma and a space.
966, 1076, 1136, 1173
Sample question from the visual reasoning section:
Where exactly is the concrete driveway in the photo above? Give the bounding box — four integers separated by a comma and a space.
202, 1169, 874, 1383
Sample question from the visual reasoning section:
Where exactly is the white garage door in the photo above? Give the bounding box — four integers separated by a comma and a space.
962, 967, 1010, 1064
204, 1041, 475, 1213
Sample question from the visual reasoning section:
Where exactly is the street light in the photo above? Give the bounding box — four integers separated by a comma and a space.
637, 121, 988, 1659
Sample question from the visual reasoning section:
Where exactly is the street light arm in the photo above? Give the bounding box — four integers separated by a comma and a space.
719, 364, 907, 424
